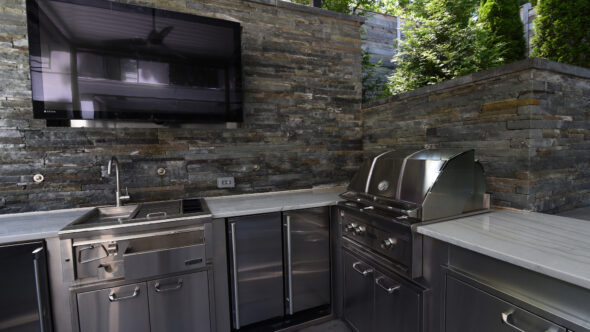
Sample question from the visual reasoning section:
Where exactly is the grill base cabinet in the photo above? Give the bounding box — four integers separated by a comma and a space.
342, 250, 422, 332
76, 271, 211, 332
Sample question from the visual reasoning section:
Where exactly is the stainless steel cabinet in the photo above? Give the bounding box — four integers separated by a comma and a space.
77, 271, 210, 332
445, 275, 566, 332
343, 254, 373, 332
343, 250, 422, 332
77, 283, 150, 332
147, 272, 211, 332
228, 212, 284, 329
283, 208, 330, 315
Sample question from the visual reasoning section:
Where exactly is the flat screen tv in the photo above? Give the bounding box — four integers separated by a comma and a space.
26, 0, 243, 125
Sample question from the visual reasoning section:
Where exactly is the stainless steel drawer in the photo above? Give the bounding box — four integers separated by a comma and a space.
124, 243, 205, 280
445, 275, 567, 332
77, 283, 150, 332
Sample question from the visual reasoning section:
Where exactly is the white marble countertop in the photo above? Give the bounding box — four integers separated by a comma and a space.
0, 187, 344, 244
0, 207, 93, 244
417, 209, 590, 290
204, 186, 344, 218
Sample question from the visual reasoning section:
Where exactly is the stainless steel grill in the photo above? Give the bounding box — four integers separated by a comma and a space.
341, 148, 490, 222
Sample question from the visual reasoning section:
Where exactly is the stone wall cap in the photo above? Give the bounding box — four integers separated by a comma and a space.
243, 0, 365, 23
363, 58, 590, 110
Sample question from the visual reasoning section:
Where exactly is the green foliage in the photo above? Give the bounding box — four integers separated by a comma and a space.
361, 50, 387, 102
531, 0, 590, 68
478, 0, 526, 63
387, 0, 506, 94
289, 0, 407, 15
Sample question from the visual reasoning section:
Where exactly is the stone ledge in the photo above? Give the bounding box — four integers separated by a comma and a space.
363, 58, 590, 110
242, 0, 365, 23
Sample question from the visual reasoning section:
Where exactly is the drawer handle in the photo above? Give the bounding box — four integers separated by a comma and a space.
375, 276, 401, 294
109, 286, 140, 302
146, 211, 167, 219
352, 262, 374, 277
501, 311, 526, 332
155, 279, 183, 293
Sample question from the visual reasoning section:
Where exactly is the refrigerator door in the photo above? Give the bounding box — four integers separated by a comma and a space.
284, 207, 331, 315
228, 212, 284, 329
0, 241, 53, 332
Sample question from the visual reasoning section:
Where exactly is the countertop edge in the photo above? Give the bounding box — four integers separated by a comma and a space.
417, 220, 590, 290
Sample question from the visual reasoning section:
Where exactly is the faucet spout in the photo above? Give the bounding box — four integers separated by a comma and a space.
107, 156, 129, 207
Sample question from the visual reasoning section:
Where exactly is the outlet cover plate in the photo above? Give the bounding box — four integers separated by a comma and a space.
217, 177, 235, 189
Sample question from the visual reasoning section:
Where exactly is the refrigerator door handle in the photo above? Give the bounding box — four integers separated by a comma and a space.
230, 222, 241, 329
32, 246, 51, 332
285, 215, 294, 315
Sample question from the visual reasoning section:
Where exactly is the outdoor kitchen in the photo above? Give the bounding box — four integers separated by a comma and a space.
1, 0, 589, 332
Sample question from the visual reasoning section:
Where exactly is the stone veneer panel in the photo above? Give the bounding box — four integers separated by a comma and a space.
0, 0, 363, 213
363, 58, 590, 213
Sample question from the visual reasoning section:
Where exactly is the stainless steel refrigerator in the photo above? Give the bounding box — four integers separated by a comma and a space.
228, 207, 331, 330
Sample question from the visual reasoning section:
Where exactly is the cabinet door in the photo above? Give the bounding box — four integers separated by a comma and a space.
445, 275, 566, 332
374, 272, 421, 332
283, 207, 330, 315
77, 283, 149, 332
0, 241, 52, 332
228, 213, 284, 329
343, 251, 374, 332
147, 272, 211, 332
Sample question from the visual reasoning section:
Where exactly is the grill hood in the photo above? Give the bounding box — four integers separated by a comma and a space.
342, 149, 490, 221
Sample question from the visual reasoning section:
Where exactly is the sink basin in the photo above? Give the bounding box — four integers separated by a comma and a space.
60, 198, 211, 237
72, 205, 139, 226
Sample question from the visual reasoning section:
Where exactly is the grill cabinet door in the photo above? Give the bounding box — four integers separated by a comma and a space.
283, 207, 330, 315
343, 251, 374, 332
374, 272, 421, 332
147, 272, 211, 332
77, 283, 149, 332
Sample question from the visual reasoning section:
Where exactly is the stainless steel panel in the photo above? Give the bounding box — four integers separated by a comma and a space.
398, 158, 445, 204
32, 247, 53, 332
366, 153, 406, 199
123, 243, 205, 280
148, 272, 211, 332
445, 276, 566, 332
348, 159, 372, 193
284, 207, 331, 315
228, 213, 284, 328
343, 251, 374, 332
374, 271, 421, 332
77, 283, 149, 332
212, 219, 231, 332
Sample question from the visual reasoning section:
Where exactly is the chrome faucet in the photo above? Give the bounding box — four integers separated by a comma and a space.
107, 156, 130, 207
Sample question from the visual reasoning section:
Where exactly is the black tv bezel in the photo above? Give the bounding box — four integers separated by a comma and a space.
25, 0, 243, 124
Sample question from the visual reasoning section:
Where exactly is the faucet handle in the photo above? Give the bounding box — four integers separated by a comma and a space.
120, 187, 131, 202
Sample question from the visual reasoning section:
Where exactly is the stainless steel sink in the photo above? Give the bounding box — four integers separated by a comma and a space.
71, 205, 139, 226
60, 198, 211, 238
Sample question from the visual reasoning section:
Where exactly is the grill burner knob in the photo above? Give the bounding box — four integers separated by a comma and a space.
345, 223, 357, 233
353, 225, 366, 236
380, 237, 398, 249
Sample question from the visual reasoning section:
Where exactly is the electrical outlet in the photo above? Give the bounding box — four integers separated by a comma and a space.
217, 177, 235, 189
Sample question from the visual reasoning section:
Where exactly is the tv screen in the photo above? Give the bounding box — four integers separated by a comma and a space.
26, 0, 243, 124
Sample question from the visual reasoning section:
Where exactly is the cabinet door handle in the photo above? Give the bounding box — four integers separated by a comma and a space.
230, 222, 241, 329
501, 311, 526, 332
32, 247, 51, 332
285, 215, 294, 315
155, 279, 183, 293
352, 262, 374, 277
375, 276, 401, 294
108, 286, 140, 302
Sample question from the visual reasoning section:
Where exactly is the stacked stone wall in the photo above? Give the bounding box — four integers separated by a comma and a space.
0, 0, 363, 213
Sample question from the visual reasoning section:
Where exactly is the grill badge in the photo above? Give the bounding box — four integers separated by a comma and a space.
377, 180, 389, 191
